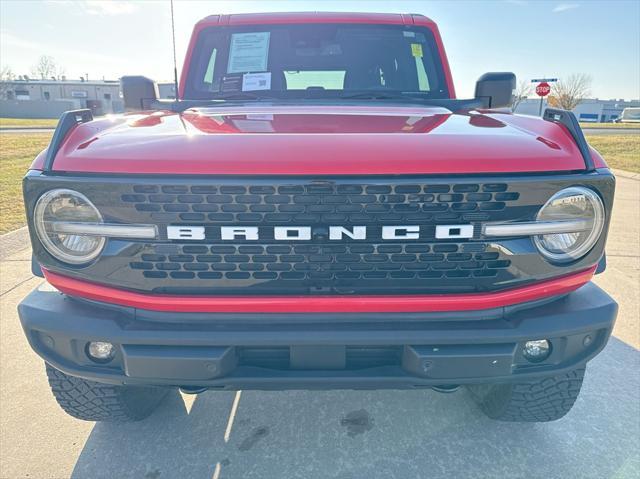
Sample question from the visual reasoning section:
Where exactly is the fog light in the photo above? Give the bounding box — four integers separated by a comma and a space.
523, 340, 551, 363
87, 341, 115, 362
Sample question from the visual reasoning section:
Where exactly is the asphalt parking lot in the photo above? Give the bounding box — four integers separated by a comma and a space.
0, 171, 638, 479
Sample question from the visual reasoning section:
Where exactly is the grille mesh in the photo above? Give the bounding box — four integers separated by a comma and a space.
122, 182, 519, 225
120, 180, 519, 291
237, 346, 402, 370
129, 242, 510, 282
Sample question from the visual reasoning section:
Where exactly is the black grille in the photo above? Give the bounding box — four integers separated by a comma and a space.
119, 180, 518, 293
129, 242, 510, 282
25, 172, 615, 296
122, 182, 519, 225
238, 346, 402, 370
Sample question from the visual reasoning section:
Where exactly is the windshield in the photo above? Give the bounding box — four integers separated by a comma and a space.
184, 23, 450, 101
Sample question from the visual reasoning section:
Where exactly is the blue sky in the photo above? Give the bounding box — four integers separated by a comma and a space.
1, 0, 638, 99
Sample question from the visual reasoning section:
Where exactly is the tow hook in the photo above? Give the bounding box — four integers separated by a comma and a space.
179, 386, 208, 395
431, 385, 460, 393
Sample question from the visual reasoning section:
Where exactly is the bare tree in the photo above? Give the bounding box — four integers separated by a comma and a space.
511, 79, 532, 112
0, 65, 14, 99
547, 74, 592, 111
31, 55, 61, 80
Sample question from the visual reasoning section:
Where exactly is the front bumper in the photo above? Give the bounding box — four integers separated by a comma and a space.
18, 283, 617, 390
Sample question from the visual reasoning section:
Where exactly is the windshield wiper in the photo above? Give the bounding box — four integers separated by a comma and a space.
173, 93, 282, 111
209, 92, 280, 101
340, 91, 428, 101
338, 92, 484, 111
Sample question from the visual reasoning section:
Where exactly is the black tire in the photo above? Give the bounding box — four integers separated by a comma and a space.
45, 363, 169, 422
467, 368, 586, 422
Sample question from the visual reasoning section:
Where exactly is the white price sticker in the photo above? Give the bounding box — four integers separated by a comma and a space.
227, 32, 270, 73
242, 72, 272, 91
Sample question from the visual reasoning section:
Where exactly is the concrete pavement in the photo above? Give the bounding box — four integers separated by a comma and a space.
0, 171, 638, 479
592, 170, 640, 349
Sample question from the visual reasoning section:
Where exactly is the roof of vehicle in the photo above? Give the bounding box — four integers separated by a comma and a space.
194, 12, 436, 28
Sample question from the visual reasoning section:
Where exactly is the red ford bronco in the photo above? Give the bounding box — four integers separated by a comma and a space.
19, 12, 617, 423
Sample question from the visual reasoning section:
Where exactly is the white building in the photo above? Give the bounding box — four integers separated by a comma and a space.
0, 78, 124, 118
514, 98, 640, 122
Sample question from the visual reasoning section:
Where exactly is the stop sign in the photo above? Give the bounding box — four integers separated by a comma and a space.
536, 82, 551, 97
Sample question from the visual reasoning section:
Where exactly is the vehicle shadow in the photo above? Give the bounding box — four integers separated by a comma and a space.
71, 338, 639, 479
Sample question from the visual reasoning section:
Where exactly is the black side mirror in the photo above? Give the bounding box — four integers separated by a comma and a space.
474, 72, 516, 109
121, 76, 159, 111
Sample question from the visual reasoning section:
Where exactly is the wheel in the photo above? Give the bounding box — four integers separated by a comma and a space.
45, 363, 169, 422
467, 368, 586, 422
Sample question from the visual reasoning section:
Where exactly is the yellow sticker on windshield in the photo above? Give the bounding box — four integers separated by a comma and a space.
411, 43, 423, 57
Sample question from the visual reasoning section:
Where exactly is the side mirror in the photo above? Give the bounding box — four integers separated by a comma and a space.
474, 72, 516, 109
121, 76, 159, 111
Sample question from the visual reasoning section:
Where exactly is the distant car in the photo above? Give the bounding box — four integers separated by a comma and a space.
614, 107, 640, 123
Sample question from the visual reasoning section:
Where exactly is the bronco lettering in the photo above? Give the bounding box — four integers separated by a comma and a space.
167, 224, 475, 241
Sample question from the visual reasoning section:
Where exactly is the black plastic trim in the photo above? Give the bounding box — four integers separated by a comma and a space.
18, 282, 617, 388
31, 255, 44, 278
42, 109, 93, 172
543, 108, 595, 172
160, 97, 487, 114
28, 167, 607, 180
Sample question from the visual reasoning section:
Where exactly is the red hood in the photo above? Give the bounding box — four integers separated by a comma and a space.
35, 105, 600, 175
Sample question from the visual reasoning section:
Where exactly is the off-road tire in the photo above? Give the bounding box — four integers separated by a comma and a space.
467, 368, 586, 422
45, 363, 169, 422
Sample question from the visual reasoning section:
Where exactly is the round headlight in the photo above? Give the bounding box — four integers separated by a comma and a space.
34, 189, 105, 265
533, 187, 605, 263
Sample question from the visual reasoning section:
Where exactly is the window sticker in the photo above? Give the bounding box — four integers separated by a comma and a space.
221, 74, 243, 92
411, 43, 423, 58
227, 32, 271, 73
242, 72, 272, 91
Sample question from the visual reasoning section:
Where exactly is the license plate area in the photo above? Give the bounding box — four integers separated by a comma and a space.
403, 344, 516, 379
